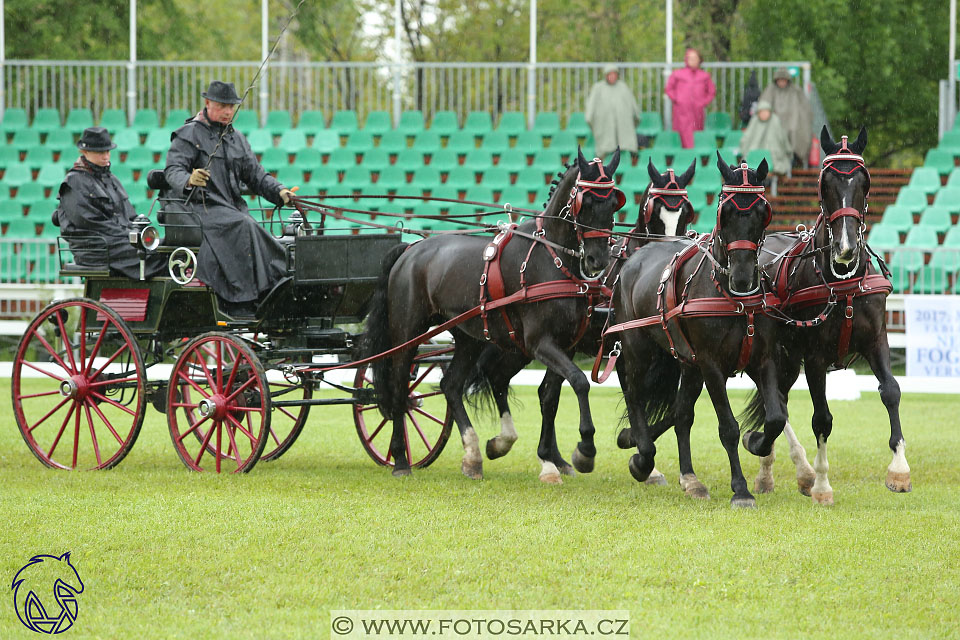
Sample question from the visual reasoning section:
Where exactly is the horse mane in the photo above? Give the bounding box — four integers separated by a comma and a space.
540, 160, 578, 213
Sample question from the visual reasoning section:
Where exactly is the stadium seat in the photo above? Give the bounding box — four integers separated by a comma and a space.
279, 129, 308, 153
363, 111, 392, 137
446, 130, 475, 156
895, 188, 930, 214
466, 186, 496, 212
928, 249, 960, 279
308, 164, 337, 188
144, 129, 173, 156
341, 166, 371, 190
377, 166, 407, 192
515, 166, 546, 190
363, 148, 389, 172
654, 131, 681, 148
124, 147, 154, 171
165, 109, 191, 128
914, 263, 950, 294
668, 150, 699, 171
565, 112, 590, 139
430, 111, 459, 137
515, 131, 542, 154
481, 130, 510, 152
721, 129, 743, 148
499, 185, 529, 208
112, 128, 141, 151
413, 130, 442, 157
904, 226, 939, 251
3, 164, 32, 192
867, 223, 900, 248
533, 148, 563, 171
0, 146, 21, 169
463, 149, 494, 176
12, 129, 40, 152
64, 108, 94, 136
265, 110, 292, 136
497, 150, 526, 174
231, 110, 259, 135
413, 166, 442, 191
879, 205, 914, 234
482, 166, 511, 190
429, 148, 458, 173
885, 256, 914, 292
549, 131, 578, 158
131, 109, 160, 135
746, 149, 773, 173
705, 111, 733, 133
910, 167, 942, 195
330, 111, 359, 137
246, 129, 273, 153
496, 111, 527, 137
463, 111, 493, 138
311, 130, 340, 154
933, 187, 960, 213
261, 147, 288, 171
918, 206, 953, 234
924, 148, 956, 176
296, 109, 326, 136
378, 130, 408, 155
636, 149, 668, 172
36, 164, 69, 192
394, 148, 422, 169
938, 129, 960, 154
0, 108, 28, 137
446, 166, 476, 190
277, 166, 305, 186
533, 112, 560, 138
23, 146, 53, 170
637, 112, 663, 138
397, 111, 425, 137
943, 226, 960, 247
99, 109, 128, 132
31, 108, 62, 134
45, 129, 76, 155
693, 130, 719, 149
346, 131, 375, 153
328, 148, 356, 169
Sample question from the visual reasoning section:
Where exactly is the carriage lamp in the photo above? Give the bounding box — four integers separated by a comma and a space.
129, 214, 161, 280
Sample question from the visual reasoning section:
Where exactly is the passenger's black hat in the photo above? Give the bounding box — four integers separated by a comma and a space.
201, 80, 243, 105
77, 126, 117, 151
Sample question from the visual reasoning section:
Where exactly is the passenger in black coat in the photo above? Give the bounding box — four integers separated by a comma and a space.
55, 127, 167, 279
163, 81, 297, 310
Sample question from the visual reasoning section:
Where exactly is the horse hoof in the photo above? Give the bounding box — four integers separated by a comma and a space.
539, 470, 563, 485
557, 463, 577, 477
679, 474, 710, 499
741, 431, 770, 457
754, 475, 775, 494
461, 460, 483, 480
616, 428, 634, 450
485, 438, 508, 460
392, 467, 412, 478
571, 446, 595, 474
730, 496, 757, 509
797, 469, 816, 497
811, 490, 834, 506
644, 469, 668, 486
628, 454, 651, 483
885, 471, 912, 493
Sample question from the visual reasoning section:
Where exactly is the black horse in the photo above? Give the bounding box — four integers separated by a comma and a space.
364, 149, 623, 478
465, 160, 698, 484
613, 155, 787, 507
742, 126, 910, 504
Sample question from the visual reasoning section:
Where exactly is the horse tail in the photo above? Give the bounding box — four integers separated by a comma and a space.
364, 242, 408, 416
738, 389, 766, 433
463, 345, 514, 417
619, 346, 681, 429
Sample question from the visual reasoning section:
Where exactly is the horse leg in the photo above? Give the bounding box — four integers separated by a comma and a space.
741, 365, 789, 495
862, 337, 911, 492
674, 368, 709, 499
535, 370, 568, 484
805, 364, 835, 505
612, 357, 666, 485
617, 347, 657, 483
701, 364, 755, 508
387, 353, 417, 477
440, 333, 487, 480
532, 340, 597, 473
781, 420, 816, 496
481, 351, 525, 460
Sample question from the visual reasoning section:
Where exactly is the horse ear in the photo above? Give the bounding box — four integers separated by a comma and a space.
851, 126, 868, 154
755, 158, 769, 183
577, 146, 590, 174
820, 125, 840, 155
717, 151, 736, 184
678, 160, 697, 187
605, 147, 621, 176
647, 157, 661, 183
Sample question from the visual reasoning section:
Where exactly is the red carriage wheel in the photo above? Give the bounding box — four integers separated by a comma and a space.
11, 297, 146, 470
167, 332, 270, 473
353, 343, 453, 468
260, 373, 312, 462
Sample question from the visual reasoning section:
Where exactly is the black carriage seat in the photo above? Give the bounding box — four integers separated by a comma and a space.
147, 169, 204, 247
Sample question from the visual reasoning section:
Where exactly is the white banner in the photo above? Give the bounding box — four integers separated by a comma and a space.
905, 295, 960, 377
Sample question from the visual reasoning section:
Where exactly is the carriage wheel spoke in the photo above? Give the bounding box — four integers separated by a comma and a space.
83, 320, 108, 375
215, 421, 222, 472
47, 402, 77, 459
71, 401, 82, 468
16, 389, 62, 400
413, 406, 445, 426
177, 413, 210, 443
90, 343, 130, 381
28, 396, 71, 433
55, 309, 79, 373
189, 352, 217, 390
83, 400, 101, 467
224, 421, 243, 469
358, 404, 379, 413
409, 364, 437, 393
367, 417, 388, 442
89, 391, 137, 416
225, 412, 257, 443
88, 376, 138, 388
194, 418, 217, 466
276, 406, 299, 421
409, 412, 433, 450
223, 375, 257, 404
177, 370, 212, 398
87, 396, 125, 445
216, 341, 223, 390
413, 389, 444, 400
78, 307, 87, 373
268, 425, 282, 445
222, 352, 242, 396
20, 359, 68, 382
32, 331, 73, 375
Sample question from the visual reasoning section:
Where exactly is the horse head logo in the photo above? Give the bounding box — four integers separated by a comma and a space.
11, 552, 84, 634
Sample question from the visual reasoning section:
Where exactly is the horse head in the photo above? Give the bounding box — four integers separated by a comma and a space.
571, 147, 623, 278
819, 125, 869, 278
642, 158, 697, 236
716, 153, 772, 296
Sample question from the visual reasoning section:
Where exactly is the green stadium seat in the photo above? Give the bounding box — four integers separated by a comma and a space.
514, 131, 542, 155
430, 111, 458, 137
165, 109, 191, 128
879, 205, 914, 234
429, 185, 459, 207
124, 147, 154, 171
247, 129, 273, 153
939, 129, 960, 154
31, 108, 62, 134
261, 147, 288, 171
277, 166, 304, 186
498, 150, 526, 173
110, 164, 134, 185
23, 146, 52, 170
637, 112, 663, 138
668, 150, 699, 171
45, 129, 76, 155
3, 164, 33, 191
533, 112, 560, 135
928, 248, 960, 277
746, 149, 773, 173
464, 149, 493, 174
463, 111, 492, 137
16, 182, 44, 202
911, 167, 942, 195
362, 148, 389, 172
230, 110, 258, 135
296, 109, 325, 135
12, 129, 40, 151
482, 130, 510, 153
914, 264, 950, 294
918, 206, 953, 233
446, 166, 476, 189
0, 108, 28, 136
655, 131, 682, 149
895, 188, 930, 214
364, 111, 392, 136
265, 110, 292, 136
932, 186, 960, 213
943, 226, 960, 247
413, 166, 441, 191
446, 131, 476, 156
36, 164, 68, 192
565, 112, 590, 138
328, 148, 355, 170
397, 111, 424, 137
636, 150, 668, 172
308, 164, 337, 188
721, 129, 742, 147
693, 130, 719, 149
705, 112, 733, 132
377, 166, 407, 192
549, 131, 578, 158
430, 148, 458, 172
482, 167, 510, 189
131, 109, 159, 135
466, 186, 495, 213
924, 148, 956, 176
0, 146, 21, 168
4, 218, 36, 238
413, 131, 442, 157
341, 166, 371, 190
867, 223, 900, 248
496, 111, 527, 136
99, 109, 128, 132
886, 258, 913, 293
112, 128, 141, 151
499, 186, 529, 208
379, 130, 408, 154
394, 148, 422, 169
330, 111, 359, 137
718, 146, 739, 166
64, 108, 94, 136
692, 208, 717, 233
311, 130, 340, 154
515, 166, 546, 191
279, 129, 308, 153
904, 226, 939, 251
346, 131, 375, 153
533, 148, 563, 171
143, 129, 173, 155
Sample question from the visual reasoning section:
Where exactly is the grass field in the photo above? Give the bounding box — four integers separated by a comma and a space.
0, 380, 958, 639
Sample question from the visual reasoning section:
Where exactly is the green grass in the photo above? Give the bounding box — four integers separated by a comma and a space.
1, 382, 958, 639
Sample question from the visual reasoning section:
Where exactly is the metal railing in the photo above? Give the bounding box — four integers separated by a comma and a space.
2, 59, 813, 129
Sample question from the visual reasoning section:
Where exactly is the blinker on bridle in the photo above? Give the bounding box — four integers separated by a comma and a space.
643, 168, 690, 225
713, 162, 771, 296
818, 135, 870, 279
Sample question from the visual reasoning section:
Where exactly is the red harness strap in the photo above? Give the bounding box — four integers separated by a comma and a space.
480, 224, 522, 347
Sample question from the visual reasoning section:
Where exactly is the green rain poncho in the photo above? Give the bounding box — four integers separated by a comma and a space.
738, 101, 794, 175
759, 72, 813, 161
585, 65, 640, 158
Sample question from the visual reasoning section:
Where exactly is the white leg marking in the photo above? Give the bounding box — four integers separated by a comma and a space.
783, 420, 816, 495
811, 435, 834, 505
538, 458, 562, 484
462, 427, 480, 462
888, 440, 910, 474
886, 440, 912, 492
754, 445, 775, 494
679, 473, 710, 499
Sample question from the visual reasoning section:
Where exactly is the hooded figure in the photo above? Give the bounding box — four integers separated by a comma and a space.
55, 127, 168, 278
665, 48, 716, 148
739, 71, 761, 128
759, 67, 813, 165
738, 100, 793, 175
585, 63, 640, 159
164, 81, 296, 314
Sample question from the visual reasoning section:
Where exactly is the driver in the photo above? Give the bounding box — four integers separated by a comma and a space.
164, 80, 298, 318
54, 127, 168, 278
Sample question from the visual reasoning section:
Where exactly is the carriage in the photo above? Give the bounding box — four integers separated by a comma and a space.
11, 172, 456, 473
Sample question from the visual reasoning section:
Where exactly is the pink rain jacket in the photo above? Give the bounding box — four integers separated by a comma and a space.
665, 67, 716, 148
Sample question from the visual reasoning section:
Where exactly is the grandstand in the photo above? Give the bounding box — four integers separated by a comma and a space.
0, 103, 957, 296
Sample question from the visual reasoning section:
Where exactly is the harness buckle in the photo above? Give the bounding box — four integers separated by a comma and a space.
520, 261, 527, 273
479, 273, 487, 286
578, 282, 589, 295
736, 301, 745, 314
609, 341, 622, 359
746, 324, 755, 337
483, 328, 490, 340
554, 256, 563, 269
845, 305, 854, 319
534, 229, 545, 238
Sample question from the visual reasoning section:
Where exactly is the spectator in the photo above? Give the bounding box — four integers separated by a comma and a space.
759, 67, 813, 167
739, 71, 761, 129
738, 100, 793, 176
585, 64, 640, 159
665, 48, 716, 148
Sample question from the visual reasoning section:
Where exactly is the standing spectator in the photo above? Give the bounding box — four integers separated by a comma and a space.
759, 67, 813, 167
738, 100, 793, 176
665, 48, 716, 148
739, 71, 761, 129
585, 64, 640, 159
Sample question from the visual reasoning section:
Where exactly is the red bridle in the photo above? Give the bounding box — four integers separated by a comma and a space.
568, 158, 626, 239
715, 162, 772, 254
818, 135, 870, 225
643, 169, 690, 225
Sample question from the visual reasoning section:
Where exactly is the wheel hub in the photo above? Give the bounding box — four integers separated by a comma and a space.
198, 395, 228, 421
59, 375, 90, 401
